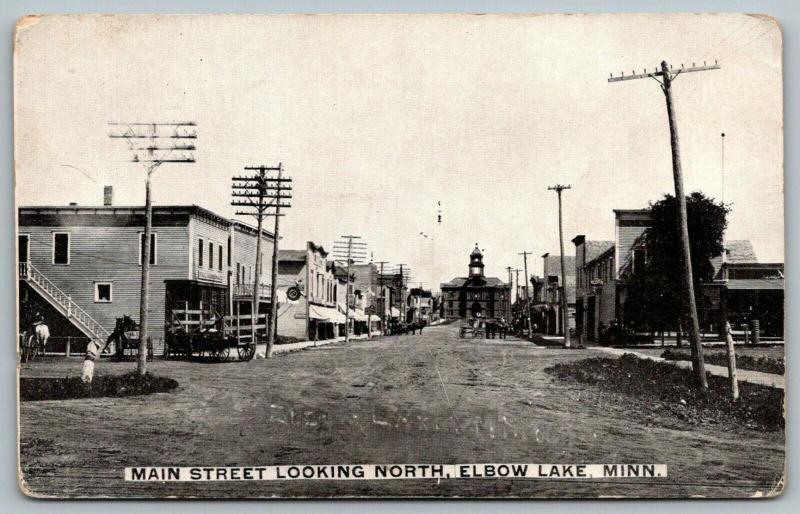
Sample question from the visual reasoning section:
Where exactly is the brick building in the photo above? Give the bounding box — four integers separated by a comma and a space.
440, 245, 510, 320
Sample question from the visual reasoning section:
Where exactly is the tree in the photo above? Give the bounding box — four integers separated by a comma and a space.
623, 192, 729, 342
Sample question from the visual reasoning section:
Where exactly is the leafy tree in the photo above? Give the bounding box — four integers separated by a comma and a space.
623, 192, 730, 337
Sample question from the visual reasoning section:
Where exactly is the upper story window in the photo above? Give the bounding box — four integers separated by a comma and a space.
94, 282, 113, 303
218, 244, 223, 271
198, 238, 204, 268
53, 232, 70, 265
208, 242, 214, 269
227, 236, 232, 267
139, 233, 157, 265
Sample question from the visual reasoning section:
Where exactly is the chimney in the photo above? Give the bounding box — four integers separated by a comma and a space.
104, 186, 113, 206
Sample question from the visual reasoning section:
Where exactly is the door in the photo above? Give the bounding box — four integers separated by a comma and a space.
471, 301, 482, 318
587, 296, 597, 341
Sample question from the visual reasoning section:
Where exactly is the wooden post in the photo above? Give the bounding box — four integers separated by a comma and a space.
724, 321, 739, 401
236, 302, 241, 342
65, 336, 71, 357
661, 60, 707, 388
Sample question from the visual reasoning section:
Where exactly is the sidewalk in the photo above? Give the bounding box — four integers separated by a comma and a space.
593, 346, 785, 390
254, 332, 380, 358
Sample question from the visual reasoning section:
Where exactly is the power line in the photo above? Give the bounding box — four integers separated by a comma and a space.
231, 163, 292, 357
608, 59, 719, 389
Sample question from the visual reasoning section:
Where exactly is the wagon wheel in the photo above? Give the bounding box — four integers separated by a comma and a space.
27, 334, 39, 362
20, 335, 31, 363
217, 345, 230, 362
238, 343, 256, 362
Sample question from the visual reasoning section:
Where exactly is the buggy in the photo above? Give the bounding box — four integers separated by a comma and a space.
459, 317, 486, 339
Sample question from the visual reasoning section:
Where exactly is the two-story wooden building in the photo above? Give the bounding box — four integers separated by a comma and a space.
18, 204, 274, 353
276, 242, 344, 341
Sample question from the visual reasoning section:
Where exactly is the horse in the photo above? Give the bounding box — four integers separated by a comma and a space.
82, 315, 139, 383
22, 321, 49, 362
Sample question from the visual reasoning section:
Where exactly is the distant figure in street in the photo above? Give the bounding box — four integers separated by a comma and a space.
498, 318, 507, 339
419, 321, 424, 334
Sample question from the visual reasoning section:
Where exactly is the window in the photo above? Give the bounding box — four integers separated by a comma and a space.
198, 238, 204, 268
236, 262, 241, 285
94, 282, 112, 302
208, 242, 214, 269
18, 235, 29, 263
633, 248, 646, 276
227, 236, 231, 266
218, 244, 223, 271
53, 232, 70, 265
139, 233, 157, 265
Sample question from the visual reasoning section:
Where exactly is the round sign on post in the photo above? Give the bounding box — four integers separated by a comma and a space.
286, 286, 301, 301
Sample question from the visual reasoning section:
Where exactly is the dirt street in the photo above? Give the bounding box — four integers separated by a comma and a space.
18, 323, 784, 498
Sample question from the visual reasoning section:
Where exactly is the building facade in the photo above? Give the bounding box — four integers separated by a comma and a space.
18, 204, 274, 353
440, 245, 510, 320
276, 242, 344, 341
540, 253, 576, 336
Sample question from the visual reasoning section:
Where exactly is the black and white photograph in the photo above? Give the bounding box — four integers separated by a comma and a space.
14, 13, 784, 499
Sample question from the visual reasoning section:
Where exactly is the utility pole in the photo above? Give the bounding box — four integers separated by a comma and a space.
547, 184, 572, 348
333, 236, 367, 343
608, 60, 719, 388
108, 122, 196, 378
375, 261, 390, 335
390, 264, 409, 323
232, 164, 292, 358
518, 251, 533, 340
506, 266, 514, 320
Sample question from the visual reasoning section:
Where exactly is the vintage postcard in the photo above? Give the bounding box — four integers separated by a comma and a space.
15, 14, 784, 499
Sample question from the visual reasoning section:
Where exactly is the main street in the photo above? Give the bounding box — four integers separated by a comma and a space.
19, 323, 783, 498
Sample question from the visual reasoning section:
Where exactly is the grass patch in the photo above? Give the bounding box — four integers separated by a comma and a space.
546, 354, 784, 432
661, 349, 785, 375
20, 372, 178, 402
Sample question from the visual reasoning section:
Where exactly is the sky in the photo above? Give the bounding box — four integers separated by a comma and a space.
14, 14, 783, 293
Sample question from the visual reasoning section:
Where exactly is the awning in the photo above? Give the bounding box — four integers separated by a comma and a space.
309, 304, 331, 321
727, 279, 784, 291
352, 309, 368, 322
328, 308, 347, 324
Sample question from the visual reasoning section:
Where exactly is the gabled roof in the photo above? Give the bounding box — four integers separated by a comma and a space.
278, 249, 307, 262
440, 276, 507, 288
542, 255, 576, 277
586, 241, 614, 262
712, 240, 758, 277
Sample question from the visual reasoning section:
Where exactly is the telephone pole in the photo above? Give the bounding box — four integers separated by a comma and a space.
608, 60, 719, 388
333, 236, 367, 343
232, 164, 292, 358
374, 260, 390, 334
109, 122, 197, 377
547, 184, 572, 348
518, 252, 534, 340
506, 266, 514, 320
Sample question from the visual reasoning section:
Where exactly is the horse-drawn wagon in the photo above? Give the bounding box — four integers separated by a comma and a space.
165, 307, 257, 362
459, 317, 485, 338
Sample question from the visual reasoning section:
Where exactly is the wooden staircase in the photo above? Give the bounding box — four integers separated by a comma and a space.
19, 262, 110, 345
